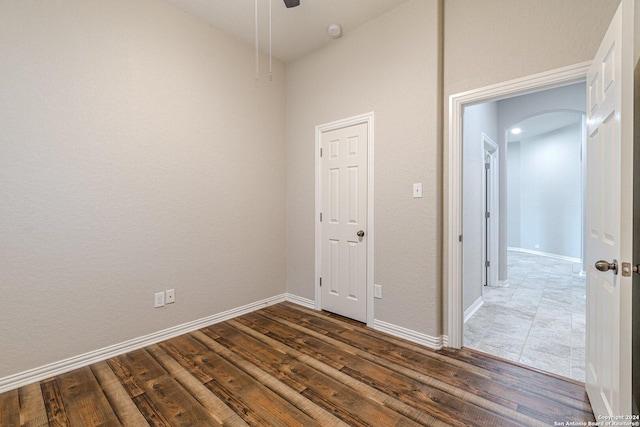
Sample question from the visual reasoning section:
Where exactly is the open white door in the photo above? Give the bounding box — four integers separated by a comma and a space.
585, 0, 634, 417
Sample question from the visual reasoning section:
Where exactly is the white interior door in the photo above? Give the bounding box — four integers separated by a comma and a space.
320, 122, 368, 322
585, 0, 634, 417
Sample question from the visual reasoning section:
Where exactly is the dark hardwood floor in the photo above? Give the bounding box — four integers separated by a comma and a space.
0, 302, 594, 426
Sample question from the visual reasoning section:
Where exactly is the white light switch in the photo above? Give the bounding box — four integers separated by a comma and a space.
413, 183, 423, 198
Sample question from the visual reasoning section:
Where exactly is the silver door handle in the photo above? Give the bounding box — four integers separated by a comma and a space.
357, 230, 365, 237
595, 259, 618, 274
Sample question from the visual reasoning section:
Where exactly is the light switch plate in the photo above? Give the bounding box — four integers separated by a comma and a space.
413, 183, 423, 198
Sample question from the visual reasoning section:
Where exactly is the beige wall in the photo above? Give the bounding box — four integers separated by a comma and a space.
285, 0, 442, 335
0, 0, 286, 377
442, 0, 620, 333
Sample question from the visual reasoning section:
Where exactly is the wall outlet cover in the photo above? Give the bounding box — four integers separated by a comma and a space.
154, 292, 165, 308
166, 289, 175, 304
374, 284, 382, 299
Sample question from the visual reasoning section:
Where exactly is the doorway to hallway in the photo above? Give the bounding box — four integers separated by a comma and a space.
461, 84, 586, 381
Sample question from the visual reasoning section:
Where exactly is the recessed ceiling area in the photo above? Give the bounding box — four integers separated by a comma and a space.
165, 0, 412, 62
507, 111, 583, 143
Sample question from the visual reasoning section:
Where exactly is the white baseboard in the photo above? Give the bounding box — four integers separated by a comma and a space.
1, 293, 448, 394
507, 247, 581, 264
0, 294, 288, 394
441, 335, 449, 348
373, 319, 444, 350
286, 295, 446, 351
463, 297, 484, 323
284, 293, 315, 309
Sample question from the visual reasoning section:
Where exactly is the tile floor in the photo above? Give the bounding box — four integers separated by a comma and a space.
464, 250, 586, 382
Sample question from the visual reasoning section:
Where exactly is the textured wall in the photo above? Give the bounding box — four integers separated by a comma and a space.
443, 0, 620, 333
514, 122, 583, 258
285, 0, 442, 335
0, 0, 286, 378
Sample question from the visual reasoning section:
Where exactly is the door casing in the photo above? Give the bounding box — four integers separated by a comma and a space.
315, 112, 375, 327
482, 134, 499, 288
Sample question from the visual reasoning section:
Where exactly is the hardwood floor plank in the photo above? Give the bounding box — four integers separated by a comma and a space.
131, 392, 174, 426
161, 334, 320, 427
0, 388, 20, 427
143, 374, 222, 427
192, 329, 351, 427
279, 302, 591, 410
18, 382, 49, 427
227, 318, 449, 427
237, 310, 539, 427
56, 366, 121, 427
113, 349, 221, 426
0, 302, 594, 427
263, 303, 591, 425
40, 379, 71, 426
91, 361, 149, 427
147, 344, 249, 427
107, 351, 175, 426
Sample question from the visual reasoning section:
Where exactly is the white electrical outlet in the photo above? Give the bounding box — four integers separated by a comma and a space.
154, 292, 165, 308
166, 289, 175, 304
374, 284, 382, 299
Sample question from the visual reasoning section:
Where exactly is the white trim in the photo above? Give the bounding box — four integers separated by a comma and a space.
284, 293, 315, 309
447, 61, 590, 349
481, 133, 500, 288
496, 280, 511, 288
463, 297, 484, 323
0, 294, 287, 394
507, 247, 582, 264
315, 112, 375, 327
373, 319, 444, 350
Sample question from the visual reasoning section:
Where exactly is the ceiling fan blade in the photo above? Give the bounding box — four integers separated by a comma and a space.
283, 0, 300, 8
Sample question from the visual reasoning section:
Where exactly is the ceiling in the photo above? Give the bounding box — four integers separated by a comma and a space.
165, 0, 412, 62
507, 111, 583, 143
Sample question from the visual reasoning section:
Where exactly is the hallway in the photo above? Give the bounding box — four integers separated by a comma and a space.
464, 251, 586, 381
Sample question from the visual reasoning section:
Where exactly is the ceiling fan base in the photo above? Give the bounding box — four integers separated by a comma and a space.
283, 0, 300, 8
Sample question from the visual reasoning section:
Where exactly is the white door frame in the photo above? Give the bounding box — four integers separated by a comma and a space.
482, 134, 499, 288
315, 112, 375, 327
447, 62, 590, 348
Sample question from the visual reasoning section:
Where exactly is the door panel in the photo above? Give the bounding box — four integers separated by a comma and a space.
320, 122, 368, 322
585, 0, 634, 417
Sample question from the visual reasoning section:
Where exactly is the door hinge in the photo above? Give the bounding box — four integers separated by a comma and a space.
459, 234, 462, 242
620, 262, 640, 277
485, 163, 490, 170
320, 212, 323, 222
319, 277, 322, 287
485, 261, 490, 268
320, 148, 323, 157
485, 211, 490, 219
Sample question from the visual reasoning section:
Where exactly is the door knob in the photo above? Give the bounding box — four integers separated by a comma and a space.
357, 230, 365, 237
595, 259, 618, 274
